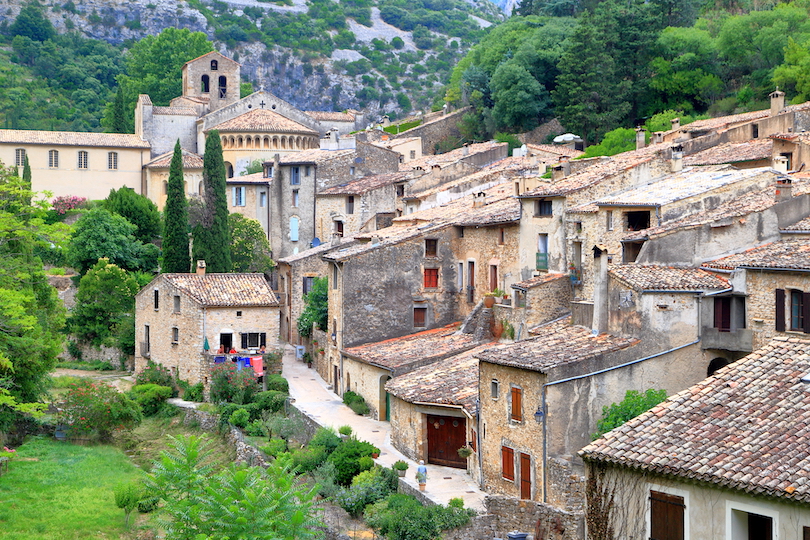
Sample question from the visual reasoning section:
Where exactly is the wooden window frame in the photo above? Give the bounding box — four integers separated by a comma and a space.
413, 307, 427, 328
510, 386, 523, 422
649, 490, 684, 540
424, 268, 439, 288
425, 238, 438, 257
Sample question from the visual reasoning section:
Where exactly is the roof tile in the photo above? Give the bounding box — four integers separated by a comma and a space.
161, 273, 278, 307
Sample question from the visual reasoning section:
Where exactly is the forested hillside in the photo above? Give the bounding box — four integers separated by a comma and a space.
446, 0, 810, 146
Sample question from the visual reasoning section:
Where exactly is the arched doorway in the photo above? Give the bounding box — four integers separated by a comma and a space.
379, 375, 392, 421
708, 357, 730, 376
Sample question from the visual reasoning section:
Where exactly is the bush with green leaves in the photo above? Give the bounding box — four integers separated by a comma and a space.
327, 437, 378, 485
130, 384, 173, 417
592, 388, 668, 440
290, 445, 328, 473
245, 419, 266, 437
364, 493, 475, 540
349, 400, 371, 416
135, 361, 177, 394
261, 437, 288, 458
333, 466, 398, 517
58, 379, 142, 441
230, 407, 250, 428
114, 480, 142, 526
254, 390, 288, 413
210, 363, 259, 404
264, 373, 289, 393
309, 427, 341, 455
312, 461, 341, 498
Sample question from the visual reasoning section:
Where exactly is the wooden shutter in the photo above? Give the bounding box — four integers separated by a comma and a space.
241, 333, 248, 349
803, 292, 810, 333
501, 446, 514, 480
776, 289, 786, 332
714, 297, 731, 332
802, 526, 810, 540
260, 333, 267, 347
511, 387, 522, 421
650, 490, 684, 540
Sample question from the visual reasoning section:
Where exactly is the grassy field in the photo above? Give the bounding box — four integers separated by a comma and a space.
0, 437, 143, 539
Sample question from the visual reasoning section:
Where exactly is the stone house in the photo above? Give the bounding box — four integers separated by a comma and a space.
142, 149, 204, 211
683, 138, 774, 169
225, 172, 271, 236
507, 273, 572, 338
134, 263, 279, 389
579, 336, 810, 540
370, 135, 423, 164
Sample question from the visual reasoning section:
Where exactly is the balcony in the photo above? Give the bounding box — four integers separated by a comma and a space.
536, 252, 548, 271
701, 327, 753, 352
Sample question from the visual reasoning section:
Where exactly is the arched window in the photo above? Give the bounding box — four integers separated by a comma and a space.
48, 150, 59, 168
226, 162, 234, 178
163, 181, 168, 195
211, 59, 218, 70
201, 74, 210, 93
218, 76, 227, 98
198, 181, 204, 194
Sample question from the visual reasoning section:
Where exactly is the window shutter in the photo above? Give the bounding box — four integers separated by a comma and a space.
803, 292, 810, 333
511, 387, 522, 421
232, 187, 237, 206
776, 289, 786, 332
241, 333, 248, 349
501, 446, 514, 480
260, 333, 266, 347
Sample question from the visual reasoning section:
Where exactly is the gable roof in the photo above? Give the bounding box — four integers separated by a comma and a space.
305, 111, 356, 122
318, 171, 417, 195
703, 238, 810, 271
609, 265, 729, 292
277, 148, 354, 165
183, 50, 240, 68
158, 273, 278, 307
401, 141, 506, 171
580, 336, 810, 504
683, 139, 773, 166
145, 149, 204, 169
0, 130, 150, 149
210, 108, 318, 135
477, 317, 639, 373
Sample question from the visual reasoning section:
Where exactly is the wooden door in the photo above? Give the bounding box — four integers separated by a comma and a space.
426, 415, 467, 468
519, 453, 531, 499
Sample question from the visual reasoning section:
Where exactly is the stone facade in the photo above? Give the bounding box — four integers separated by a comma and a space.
388, 395, 470, 462
393, 107, 470, 155
226, 174, 271, 235
341, 355, 391, 419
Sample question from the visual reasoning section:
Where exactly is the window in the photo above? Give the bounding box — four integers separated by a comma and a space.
171, 327, 179, 343
78, 151, 88, 169
292, 189, 299, 207
335, 220, 344, 237
218, 75, 227, 98
424, 268, 439, 288
729, 506, 774, 540
232, 186, 246, 206
714, 297, 732, 332
791, 289, 806, 331
606, 210, 613, 231
498, 228, 505, 245
781, 151, 794, 170
414, 307, 427, 327
425, 239, 438, 257
15, 148, 25, 167
410, 150, 416, 159
457, 262, 464, 290
289, 216, 299, 242
260, 191, 267, 207
347, 196, 355, 214
144, 325, 150, 354
333, 264, 339, 289
649, 491, 684, 540
490, 265, 498, 292
752, 123, 759, 138
535, 199, 552, 216
48, 150, 59, 168
510, 386, 523, 422
211, 59, 218, 70
201, 74, 210, 93
501, 446, 515, 481
303, 276, 315, 296
537, 234, 549, 271
241, 332, 267, 349
236, 310, 242, 318
153, 290, 159, 310
491, 379, 499, 399
291, 167, 301, 185
305, 166, 311, 176
108, 152, 118, 170
626, 210, 650, 231
396, 184, 405, 197
173, 295, 180, 313
350, 166, 355, 175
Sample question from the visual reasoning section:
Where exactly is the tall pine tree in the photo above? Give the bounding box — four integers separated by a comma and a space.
192, 130, 231, 272
110, 86, 127, 134
161, 141, 190, 273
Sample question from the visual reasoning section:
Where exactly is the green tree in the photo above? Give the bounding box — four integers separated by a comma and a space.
67, 259, 140, 348
297, 277, 328, 338
229, 214, 274, 273
192, 130, 231, 273
490, 61, 549, 131
67, 207, 159, 274
578, 127, 637, 158
109, 86, 127, 134
162, 141, 191, 273
103, 187, 161, 244
10, 5, 55, 42
773, 36, 810, 103
592, 389, 668, 440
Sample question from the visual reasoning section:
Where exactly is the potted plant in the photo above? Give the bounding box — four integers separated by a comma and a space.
338, 425, 352, 439
416, 470, 427, 490
371, 446, 380, 459
303, 352, 312, 368
483, 293, 496, 308
393, 460, 409, 477
457, 446, 473, 459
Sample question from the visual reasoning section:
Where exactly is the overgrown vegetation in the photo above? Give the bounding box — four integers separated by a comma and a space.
298, 276, 329, 338
592, 388, 667, 440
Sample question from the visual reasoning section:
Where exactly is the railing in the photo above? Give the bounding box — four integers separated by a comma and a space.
139, 342, 150, 357
536, 252, 548, 271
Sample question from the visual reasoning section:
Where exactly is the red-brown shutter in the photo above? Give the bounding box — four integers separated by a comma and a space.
776, 289, 786, 332
650, 490, 684, 540
511, 387, 522, 422
803, 292, 810, 333
501, 446, 514, 480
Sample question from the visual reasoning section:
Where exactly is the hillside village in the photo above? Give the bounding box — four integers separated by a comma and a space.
7, 46, 810, 539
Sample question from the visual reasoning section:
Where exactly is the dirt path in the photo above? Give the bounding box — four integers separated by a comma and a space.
53, 368, 136, 393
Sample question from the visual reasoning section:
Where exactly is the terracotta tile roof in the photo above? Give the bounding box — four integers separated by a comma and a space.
622, 182, 810, 242
580, 336, 810, 504
305, 111, 356, 122
375, 136, 421, 149
152, 106, 198, 116
227, 172, 270, 185
673, 110, 769, 134
526, 143, 585, 158
278, 149, 353, 165
161, 273, 278, 307
277, 236, 359, 264
770, 132, 810, 143
145, 149, 204, 169
683, 139, 772, 166
210, 109, 318, 135
703, 238, 810, 271
512, 273, 568, 290
782, 215, 810, 232
318, 171, 417, 195
395, 181, 520, 227
0, 129, 150, 149
385, 346, 491, 413
477, 317, 639, 373
402, 141, 506, 171
403, 156, 535, 201
609, 264, 729, 292
342, 323, 479, 372
323, 221, 451, 262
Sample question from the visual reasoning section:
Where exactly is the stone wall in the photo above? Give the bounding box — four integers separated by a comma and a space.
517, 118, 565, 146
394, 108, 470, 156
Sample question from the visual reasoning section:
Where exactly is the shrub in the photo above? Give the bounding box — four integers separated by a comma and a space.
342, 390, 361, 405
130, 384, 173, 417
230, 407, 250, 428
260, 437, 288, 458
592, 389, 668, 440
58, 379, 142, 441
309, 427, 341, 454
264, 374, 289, 393
393, 460, 408, 471
334, 466, 398, 517
135, 362, 177, 395
338, 425, 352, 437
52, 194, 87, 214
349, 400, 370, 416
312, 461, 341, 498
184, 382, 204, 402
365, 493, 475, 540
253, 390, 288, 413
210, 363, 259, 404
264, 412, 304, 441
290, 445, 327, 473
327, 437, 377, 485
245, 419, 266, 437
114, 480, 142, 526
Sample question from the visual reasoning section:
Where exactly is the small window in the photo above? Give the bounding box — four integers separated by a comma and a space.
498, 228, 505, 245
291, 167, 301, 185
218, 75, 227, 98
292, 189, 299, 207
424, 268, 439, 288
606, 210, 613, 231
626, 210, 650, 231
241, 332, 267, 348
510, 386, 523, 422
236, 310, 243, 318
501, 446, 515, 481
108, 152, 118, 170
260, 191, 267, 207
396, 184, 405, 197
333, 264, 339, 289
305, 165, 311, 176
350, 166, 356, 175
173, 295, 180, 313
414, 307, 427, 327
78, 150, 88, 169
457, 262, 464, 290
15, 148, 25, 167
290, 216, 299, 242
491, 379, 499, 399
171, 327, 179, 343
535, 199, 552, 216
201, 74, 210, 93
303, 276, 315, 296
347, 196, 355, 214
409, 150, 416, 160
153, 290, 159, 310
211, 59, 218, 70
334, 220, 344, 237
425, 239, 438, 257
791, 289, 805, 331
752, 123, 759, 138
48, 150, 59, 168
232, 186, 246, 206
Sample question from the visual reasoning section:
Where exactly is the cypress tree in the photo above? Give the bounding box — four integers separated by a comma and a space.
192, 130, 231, 272
161, 141, 190, 273
111, 86, 127, 134
22, 156, 32, 207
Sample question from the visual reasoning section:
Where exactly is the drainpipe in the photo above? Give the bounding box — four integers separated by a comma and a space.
539, 338, 700, 503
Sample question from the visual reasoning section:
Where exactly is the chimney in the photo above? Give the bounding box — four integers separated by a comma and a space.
670, 144, 684, 173
770, 88, 786, 116
651, 132, 664, 145
331, 233, 342, 246
591, 245, 609, 335
775, 176, 793, 202
462, 145, 469, 156
670, 117, 681, 131
473, 192, 486, 208
330, 130, 339, 143
773, 155, 789, 173
196, 260, 206, 276
635, 126, 646, 150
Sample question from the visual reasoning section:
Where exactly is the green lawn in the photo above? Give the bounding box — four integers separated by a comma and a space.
0, 437, 142, 539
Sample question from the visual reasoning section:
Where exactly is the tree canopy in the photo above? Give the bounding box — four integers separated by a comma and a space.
229, 214, 274, 274
162, 141, 191, 274
102, 187, 161, 244
297, 277, 328, 338
192, 130, 232, 273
